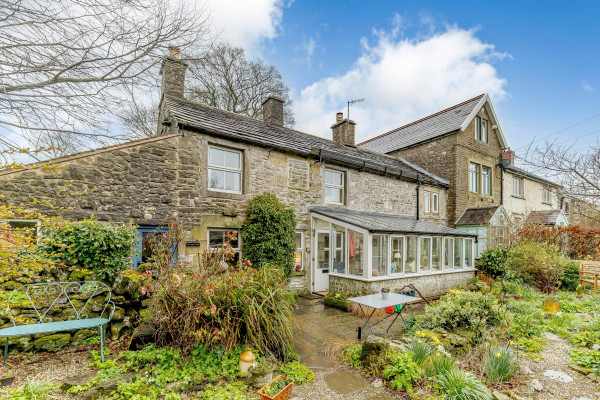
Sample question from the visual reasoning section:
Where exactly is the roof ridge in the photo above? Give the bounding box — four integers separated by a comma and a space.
358, 93, 485, 146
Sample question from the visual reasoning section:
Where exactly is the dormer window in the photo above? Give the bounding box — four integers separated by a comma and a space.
475, 116, 488, 143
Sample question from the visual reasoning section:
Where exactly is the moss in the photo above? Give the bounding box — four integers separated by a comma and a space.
33, 333, 71, 352
69, 268, 96, 282
324, 296, 350, 311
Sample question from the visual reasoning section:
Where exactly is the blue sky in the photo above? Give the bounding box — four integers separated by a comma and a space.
234, 0, 600, 162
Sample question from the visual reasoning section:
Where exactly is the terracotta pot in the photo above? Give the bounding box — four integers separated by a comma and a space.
514, 295, 521, 300
542, 299, 560, 314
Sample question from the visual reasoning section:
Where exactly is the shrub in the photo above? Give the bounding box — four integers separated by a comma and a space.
416, 291, 499, 331
560, 260, 580, 291
571, 331, 600, 348
38, 218, 138, 280
149, 226, 295, 359
434, 367, 492, 400
240, 193, 296, 276
382, 351, 422, 391
408, 337, 434, 365
479, 248, 508, 279
517, 225, 600, 260
505, 242, 567, 294
515, 338, 545, 355
280, 361, 315, 385
484, 347, 518, 384
340, 343, 363, 369
199, 383, 248, 400
570, 348, 600, 370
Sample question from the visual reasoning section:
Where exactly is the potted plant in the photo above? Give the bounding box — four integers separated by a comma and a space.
513, 288, 522, 301
381, 287, 390, 300
258, 375, 294, 400
249, 360, 276, 389
295, 264, 302, 272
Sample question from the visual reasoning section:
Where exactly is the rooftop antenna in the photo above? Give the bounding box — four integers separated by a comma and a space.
347, 98, 364, 122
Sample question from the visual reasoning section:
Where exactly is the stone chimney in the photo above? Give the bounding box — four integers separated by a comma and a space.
331, 113, 356, 146
262, 96, 284, 126
502, 147, 515, 165
160, 46, 188, 97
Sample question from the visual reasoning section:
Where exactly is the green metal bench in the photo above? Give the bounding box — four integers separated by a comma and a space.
1, 281, 114, 366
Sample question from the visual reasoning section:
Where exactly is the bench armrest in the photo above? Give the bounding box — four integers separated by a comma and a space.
104, 300, 116, 322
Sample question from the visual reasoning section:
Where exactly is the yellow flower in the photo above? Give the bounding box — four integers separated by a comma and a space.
418, 340, 422, 344
509, 340, 514, 345
496, 353, 501, 358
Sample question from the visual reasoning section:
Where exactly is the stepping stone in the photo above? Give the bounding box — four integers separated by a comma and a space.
324, 370, 368, 395
543, 370, 573, 383
293, 338, 318, 356
542, 332, 562, 341
366, 393, 394, 400
299, 352, 337, 369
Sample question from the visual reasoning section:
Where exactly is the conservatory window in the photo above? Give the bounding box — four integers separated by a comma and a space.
332, 224, 346, 274
454, 238, 463, 269
405, 236, 417, 274
444, 238, 453, 269
390, 236, 404, 274
432, 237, 441, 270
464, 238, 474, 268
372, 235, 388, 277
348, 229, 364, 276
420, 237, 431, 272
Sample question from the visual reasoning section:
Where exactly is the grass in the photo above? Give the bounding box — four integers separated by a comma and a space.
8, 377, 56, 400
484, 347, 519, 384
409, 337, 434, 365
435, 367, 492, 400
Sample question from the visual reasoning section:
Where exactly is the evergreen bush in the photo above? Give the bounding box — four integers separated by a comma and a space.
505, 241, 567, 294
240, 193, 296, 276
560, 260, 580, 291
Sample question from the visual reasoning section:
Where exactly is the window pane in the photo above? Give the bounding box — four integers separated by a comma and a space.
469, 163, 479, 192
317, 232, 330, 270
482, 166, 491, 195
432, 193, 439, 213
294, 232, 303, 269
405, 236, 417, 274
224, 171, 241, 191
325, 170, 342, 186
372, 235, 388, 277
349, 230, 364, 276
391, 237, 403, 274
420, 237, 431, 271
224, 150, 240, 169
454, 238, 463, 268
332, 225, 346, 274
295, 233, 302, 249
424, 191, 431, 213
209, 230, 239, 249
208, 168, 224, 190
209, 147, 225, 167
475, 116, 481, 140
324, 187, 342, 204
481, 119, 488, 142
444, 238, 453, 269
465, 239, 473, 268
432, 237, 441, 270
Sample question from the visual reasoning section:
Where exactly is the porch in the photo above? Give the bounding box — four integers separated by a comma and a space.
309, 207, 478, 296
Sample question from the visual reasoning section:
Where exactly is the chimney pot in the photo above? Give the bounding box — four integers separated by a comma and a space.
160, 47, 188, 97
262, 96, 285, 126
502, 147, 515, 165
336, 112, 343, 122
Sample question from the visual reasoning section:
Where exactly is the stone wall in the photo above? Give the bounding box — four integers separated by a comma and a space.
329, 270, 476, 298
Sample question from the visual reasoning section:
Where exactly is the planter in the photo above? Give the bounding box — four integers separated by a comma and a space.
249, 366, 275, 389
0, 376, 15, 387
290, 271, 306, 276
543, 299, 560, 314
514, 295, 522, 301
381, 292, 390, 300
258, 375, 294, 400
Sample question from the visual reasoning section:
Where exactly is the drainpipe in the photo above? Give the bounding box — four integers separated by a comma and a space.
500, 167, 504, 206
416, 176, 421, 220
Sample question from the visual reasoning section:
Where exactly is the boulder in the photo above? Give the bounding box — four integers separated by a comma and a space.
527, 379, 543, 391
112, 271, 141, 298
61, 371, 98, 391
492, 391, 511, 400
72, 329, 98, 346
500, 390, 527, 400
33, 333, 71, 352
574, 313, 593, 324
543, 370, 573, 383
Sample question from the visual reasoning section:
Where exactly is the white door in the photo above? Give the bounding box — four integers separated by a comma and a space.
313, 230, 330, 292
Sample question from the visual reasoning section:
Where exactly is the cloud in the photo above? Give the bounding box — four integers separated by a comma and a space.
202, 0, 285, 52
304, 37, 316, 69
582, 81, 596, 93
293, 25, 509, 142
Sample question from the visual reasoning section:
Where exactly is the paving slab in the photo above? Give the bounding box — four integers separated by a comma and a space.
299, 352, 337, 369
323, 370, 369, 395
365, 393, 395, 400
294, 338, 318, 356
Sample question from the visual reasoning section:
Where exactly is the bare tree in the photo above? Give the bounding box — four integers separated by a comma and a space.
187, 43, 295, 127
0, 0, 210, 157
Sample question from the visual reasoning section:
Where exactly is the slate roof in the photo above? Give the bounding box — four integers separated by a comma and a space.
309, 206, 476, 237
163, 95, 448, 186
455, 206, 502, 226
503, 163, 562, 188
358, 94, 485, 154
526, 210, 565, 226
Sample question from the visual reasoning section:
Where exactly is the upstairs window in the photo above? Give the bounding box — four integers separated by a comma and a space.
424, 191, 431, 213
469, 163, 480, 193
324, 169, 344, 204
423, 190, 439, 214
481, 166, 491, 196
513, 177, 524, 198
432, 192, 439, 213
542, 187, 551, 204
208, 146, 242, 193
475, 116, 488, 143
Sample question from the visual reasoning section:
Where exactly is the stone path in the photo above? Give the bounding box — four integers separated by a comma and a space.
290, 296, 403, 399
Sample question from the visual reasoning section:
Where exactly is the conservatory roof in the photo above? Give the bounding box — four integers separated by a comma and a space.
309, 207, 476, 237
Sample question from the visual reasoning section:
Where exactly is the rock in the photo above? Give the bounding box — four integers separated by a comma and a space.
33, 333, 71, 352
0, 376, 15, 387
112, 271, 141, 297
528, 379, 543, 391
500, 390, 526, 400
543, 370, 573, 383
96, 372, 139, 395
8, 336, 33, 351
61, 371, 98, 391
517, 384, 534, 396
493, 391, 511, 400
520, 365, 534, 376
111, 307, 125, 321
72, 329, 97, 346
323, 371, 368, 395
592, 344, 600, 351
110, 320, 132, 340
372, 378, 383, 388
445, 332, 469, 347
574, 313, 593, 323
569, 364, 592, 375
586, 373, 600, 381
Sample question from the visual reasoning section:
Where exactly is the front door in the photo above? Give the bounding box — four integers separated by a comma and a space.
313, 230, 330, 292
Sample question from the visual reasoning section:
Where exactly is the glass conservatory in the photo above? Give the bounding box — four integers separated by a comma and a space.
309, 207, 477, 293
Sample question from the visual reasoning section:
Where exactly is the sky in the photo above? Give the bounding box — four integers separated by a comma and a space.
208, 0, 600, 166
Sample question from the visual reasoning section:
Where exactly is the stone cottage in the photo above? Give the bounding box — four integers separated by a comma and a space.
0, 50, 477, 296
359, 94, 568, 256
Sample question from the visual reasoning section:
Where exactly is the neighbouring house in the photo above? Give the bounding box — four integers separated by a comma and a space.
358, 94, 569, 256
0, 49, 477, 296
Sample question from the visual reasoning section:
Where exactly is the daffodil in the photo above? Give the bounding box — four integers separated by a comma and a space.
418, 340, 422, 344
496, 352, 501, 358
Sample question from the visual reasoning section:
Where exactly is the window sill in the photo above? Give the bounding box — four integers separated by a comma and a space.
542, 202, 552, 206
329, 268, 476, 282
511, 195, 525, 199
208, 189, 243, 199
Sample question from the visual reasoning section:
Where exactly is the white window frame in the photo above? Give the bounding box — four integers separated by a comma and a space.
464, 238, 474, 268
324, 169, 345, 205
208, 146, 243, 194
207, 228, 241, 256
390, 235, 405, 275
542, 187, 551, 204
424, 191, 431, 213
3, 219, 41, 240
432, 192, 439, 214
420, 236, 432, 272
481, 166, 491, 196
294, 231, 304, 271
443, 237, 454, 270
481, 119, 488, 143
475, 116, 481, 140
469, 162, 480, 193
512, 176, 524, 198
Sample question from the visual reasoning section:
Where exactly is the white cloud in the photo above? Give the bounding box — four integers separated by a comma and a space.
582, 81, 596, 93
304, 37, 316, 69
293, 26, 508, 142
202, 0, 285, 52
